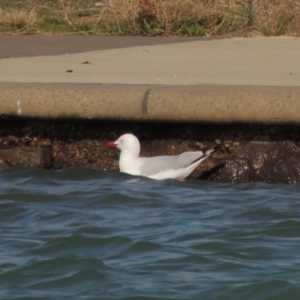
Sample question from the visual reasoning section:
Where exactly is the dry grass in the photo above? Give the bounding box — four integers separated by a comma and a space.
100, 0, 251, 36
0, 0, 106, 34
0, 7, 40, 33
0, 0, 297, 36
250, 0, 297, 36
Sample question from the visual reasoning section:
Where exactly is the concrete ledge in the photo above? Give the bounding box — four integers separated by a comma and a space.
147, 85, 300, 124
1, 83, 300, 124
0, 83, 152, 121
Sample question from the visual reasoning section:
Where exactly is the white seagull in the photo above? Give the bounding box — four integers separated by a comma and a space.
107, 133, 214, 180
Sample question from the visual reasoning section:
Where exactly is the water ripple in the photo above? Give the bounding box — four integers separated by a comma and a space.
0, 168, 300, 299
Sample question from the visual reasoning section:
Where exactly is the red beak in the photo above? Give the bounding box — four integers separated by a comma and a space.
107, 141, 116, 148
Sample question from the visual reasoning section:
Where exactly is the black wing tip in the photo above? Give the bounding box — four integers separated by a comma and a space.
204, 148, 215, 157
189, 148, 214, 166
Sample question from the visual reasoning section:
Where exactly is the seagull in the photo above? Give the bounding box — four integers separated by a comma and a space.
107, 133, 214, 180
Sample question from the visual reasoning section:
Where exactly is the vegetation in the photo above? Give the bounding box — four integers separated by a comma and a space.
0, 0, 295, 36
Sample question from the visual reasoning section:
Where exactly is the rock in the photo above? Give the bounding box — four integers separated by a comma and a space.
6, 135, 19, 145
0, 146, 53, 169
212, 141, 300, 184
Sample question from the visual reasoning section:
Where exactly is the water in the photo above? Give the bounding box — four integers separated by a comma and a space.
0, 168, 300, 300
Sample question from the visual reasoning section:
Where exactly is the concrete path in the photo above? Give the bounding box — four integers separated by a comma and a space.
1, 35, 300, 124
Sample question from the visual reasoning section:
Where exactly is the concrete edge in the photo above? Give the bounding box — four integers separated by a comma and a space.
1, 83, 300, 124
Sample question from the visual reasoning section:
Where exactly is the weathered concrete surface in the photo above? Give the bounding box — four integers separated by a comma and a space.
147, 85, 300, 124
1, 83, 300, 124
0, 83, 151, 121
1, 36, 300, 124
0, 145, 53, 168
0, 36, 299, 86
212, 141, 300, 184
0, 35, 205, 59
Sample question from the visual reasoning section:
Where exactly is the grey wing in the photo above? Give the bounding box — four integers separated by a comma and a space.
139, 151, 206, 176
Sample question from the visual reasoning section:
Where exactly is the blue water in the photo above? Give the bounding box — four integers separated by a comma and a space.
0, 168, 300, 300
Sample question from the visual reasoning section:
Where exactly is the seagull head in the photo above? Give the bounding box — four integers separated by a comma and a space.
107, 133, 140, 157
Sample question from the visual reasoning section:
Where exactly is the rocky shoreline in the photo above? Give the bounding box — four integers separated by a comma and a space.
1, 118, 300, 183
